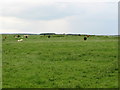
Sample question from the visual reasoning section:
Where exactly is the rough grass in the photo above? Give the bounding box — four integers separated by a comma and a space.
2, 35, 118, 88
0, 34, 2, 89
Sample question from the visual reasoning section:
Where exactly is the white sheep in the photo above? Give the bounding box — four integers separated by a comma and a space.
18, 39, 23, 42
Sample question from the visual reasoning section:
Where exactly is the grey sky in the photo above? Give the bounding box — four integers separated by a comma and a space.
0, 0, 118, 35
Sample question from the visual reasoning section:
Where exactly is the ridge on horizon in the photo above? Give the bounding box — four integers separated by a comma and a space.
0, 32, 118, 36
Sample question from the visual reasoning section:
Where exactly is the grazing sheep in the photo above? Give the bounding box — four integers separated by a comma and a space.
15, 35, 21, 38
87, 35, 90, 37
24, 35, 29, 38
18, 39, 23, 42
48, 35, 51, 38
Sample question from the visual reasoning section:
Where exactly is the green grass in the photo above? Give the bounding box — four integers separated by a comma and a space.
0, 34, 2, 89
2, 35, 118, 88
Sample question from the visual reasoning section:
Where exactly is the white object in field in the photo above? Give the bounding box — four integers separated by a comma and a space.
18, 39, 23, 42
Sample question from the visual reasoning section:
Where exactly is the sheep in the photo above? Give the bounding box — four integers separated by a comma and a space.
84, 37, 87, 40
48, 35, 51, 38
24, 35, 29, 38
18, 39, 23, 42
87, 35, 90, 37
15, 35, 21, 38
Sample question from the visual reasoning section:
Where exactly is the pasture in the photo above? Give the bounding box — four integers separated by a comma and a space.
2, 34, 118, 88
0, 34, 2, 89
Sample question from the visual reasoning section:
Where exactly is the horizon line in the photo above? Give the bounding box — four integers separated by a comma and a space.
0, 32, 118, 36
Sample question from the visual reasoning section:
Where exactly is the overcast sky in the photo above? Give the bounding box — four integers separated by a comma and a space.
0, 0, 118, 35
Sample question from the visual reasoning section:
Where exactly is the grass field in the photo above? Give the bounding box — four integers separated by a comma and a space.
2, 34, 118, 88
0, 34, 2, 89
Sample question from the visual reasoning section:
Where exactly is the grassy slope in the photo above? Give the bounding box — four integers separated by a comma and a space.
2, 35, 118, 88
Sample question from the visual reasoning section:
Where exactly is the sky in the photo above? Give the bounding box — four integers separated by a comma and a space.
0, 0, 118, 35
